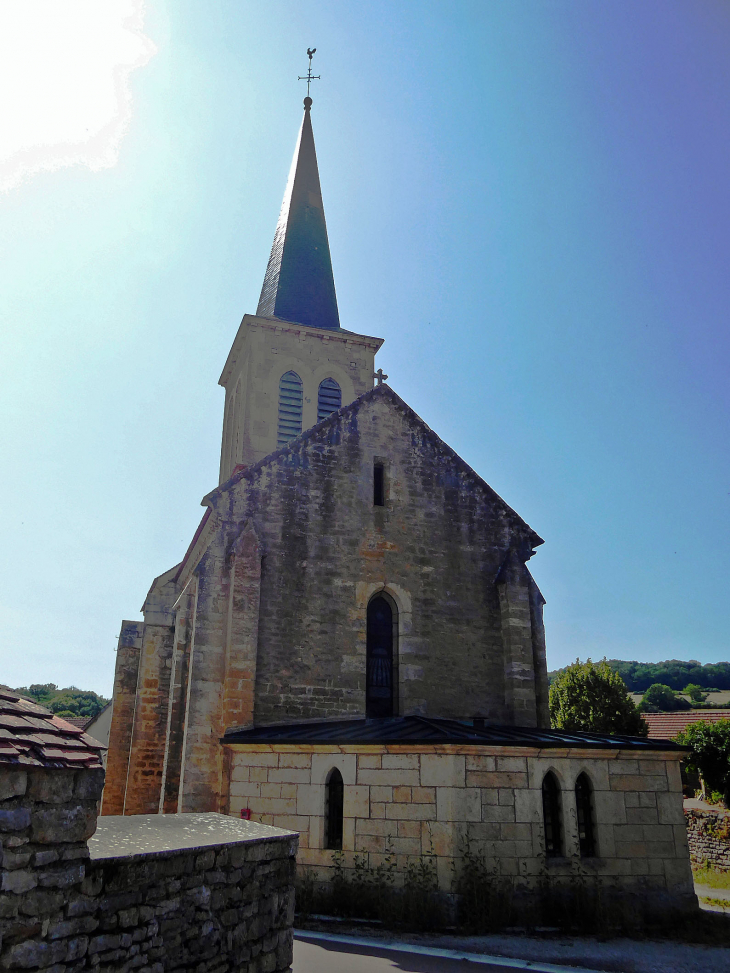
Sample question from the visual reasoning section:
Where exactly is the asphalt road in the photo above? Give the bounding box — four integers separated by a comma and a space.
293, 937, 565, 972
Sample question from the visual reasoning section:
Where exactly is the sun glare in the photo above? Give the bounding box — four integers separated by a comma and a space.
0, 0, 156, 192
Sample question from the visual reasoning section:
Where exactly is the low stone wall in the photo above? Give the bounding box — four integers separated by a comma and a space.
685, 801, 730, 870
228, 744, 697, 913
1, 805, 298, 973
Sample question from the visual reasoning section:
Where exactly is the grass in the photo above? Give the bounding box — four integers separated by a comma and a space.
692, 866, 730, 890
699, 896, 730, 911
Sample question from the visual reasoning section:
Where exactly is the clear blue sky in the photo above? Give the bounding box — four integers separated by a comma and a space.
1, 1, 728, 697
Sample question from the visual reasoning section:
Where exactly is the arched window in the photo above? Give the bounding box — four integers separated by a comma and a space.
575, 773, 596, 857
277, 371, 303, 447
325, 768, 344, 850
542, 772, 563, 857
366, 595, 395, 718
317, 377, 341, 421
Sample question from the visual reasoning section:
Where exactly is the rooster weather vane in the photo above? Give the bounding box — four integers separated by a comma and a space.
298, 48, 320, 99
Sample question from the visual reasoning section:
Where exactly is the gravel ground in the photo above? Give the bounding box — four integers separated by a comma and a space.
296, 922, 730, 973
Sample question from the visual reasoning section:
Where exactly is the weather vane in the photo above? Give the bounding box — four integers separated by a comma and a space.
298, 48, 320, 98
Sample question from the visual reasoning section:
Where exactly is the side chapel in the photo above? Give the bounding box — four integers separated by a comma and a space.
104, 91, 695, 912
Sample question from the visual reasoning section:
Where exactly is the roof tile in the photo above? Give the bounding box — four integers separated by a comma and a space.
0, 686, 104, 770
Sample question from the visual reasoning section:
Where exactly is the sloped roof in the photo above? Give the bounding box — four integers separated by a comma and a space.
223, 715, 683, 752
211, 383, 543, 548
642, 710, 730, 740
0, 687, 105, 769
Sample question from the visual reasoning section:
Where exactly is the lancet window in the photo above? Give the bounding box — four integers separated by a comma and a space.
366, 595, 395, 718
277, 371, 303, 447
542, 772, 563, 857
325, 768, 344, 850
317, 377, 341, 421
575, 773, 596, 857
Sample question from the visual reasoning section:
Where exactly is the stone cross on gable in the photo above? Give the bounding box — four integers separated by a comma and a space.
374, 368, 388, 386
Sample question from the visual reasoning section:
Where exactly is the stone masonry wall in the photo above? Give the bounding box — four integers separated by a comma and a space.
685, 805, 730, 870
215, 387, 544, 729
228, 744, 696, 910
1, 764, 298, 973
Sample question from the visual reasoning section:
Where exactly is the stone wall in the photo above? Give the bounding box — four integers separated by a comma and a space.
685, 803, 730, 870
228, 743, 696, 911
2, 761, 298, 973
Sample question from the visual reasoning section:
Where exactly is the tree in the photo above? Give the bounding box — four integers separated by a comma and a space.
683, 683, 708, 703
676, 720, 730, 807
639, 683, 691, 713
549, 659, 648, 737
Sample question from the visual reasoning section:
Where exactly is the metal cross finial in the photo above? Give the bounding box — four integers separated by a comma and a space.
374, 368, 388, 386
298, 48, 320, 99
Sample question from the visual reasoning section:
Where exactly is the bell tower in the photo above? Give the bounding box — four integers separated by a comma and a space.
217, 91, 383, 483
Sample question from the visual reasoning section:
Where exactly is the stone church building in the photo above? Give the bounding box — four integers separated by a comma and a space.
104, 95, 695, 912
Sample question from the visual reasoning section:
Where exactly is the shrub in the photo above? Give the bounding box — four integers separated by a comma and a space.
677, 720, 730, 807
549, 659, 647, 736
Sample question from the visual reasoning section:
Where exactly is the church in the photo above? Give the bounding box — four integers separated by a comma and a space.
103, 92, 695, 913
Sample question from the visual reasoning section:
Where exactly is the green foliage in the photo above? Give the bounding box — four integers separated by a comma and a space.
684, 683, 708, 703
12, 684, 108, 720
638, 683, 691, 713
549, 658, 647, 737
549, 660, 730, 694
676, 719, 730, 808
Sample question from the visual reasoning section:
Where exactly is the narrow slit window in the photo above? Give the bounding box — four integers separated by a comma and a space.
575, 773, 596, 857
317, 377, 341, 422
325, 768, 344, 850
277, 371, 303, 447
542, 772, 563, 857
373, 462, 385, 506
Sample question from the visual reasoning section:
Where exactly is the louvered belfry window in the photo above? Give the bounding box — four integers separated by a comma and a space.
317, 377, 341, 421
277, 371, 303, 447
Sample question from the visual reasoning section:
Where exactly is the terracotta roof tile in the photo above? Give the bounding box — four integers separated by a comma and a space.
643, 710, 730, 740
0, 686, 104, 770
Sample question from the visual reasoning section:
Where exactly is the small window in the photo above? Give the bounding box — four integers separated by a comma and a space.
317, 377, 341, 421
542, 772, 563, 857
575, 773, 596, 857
373, 462, 385, 506
325, 768, 344, 850
277, 371, 303, 447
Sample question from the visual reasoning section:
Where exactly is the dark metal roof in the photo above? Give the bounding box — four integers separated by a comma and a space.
222, 715, 684, 751
257, 99, 340, 331
0, 687, 105, 769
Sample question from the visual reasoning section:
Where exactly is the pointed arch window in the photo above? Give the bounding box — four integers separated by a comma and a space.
542, 772, 563, 857
575, 773, 596, 857
317, 377, 341, 421
325, 768, 344, 850
277, 371, 303, 447
366, 595, 396, 718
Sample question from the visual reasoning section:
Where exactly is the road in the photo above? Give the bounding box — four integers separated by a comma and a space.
293, 934, 586, 972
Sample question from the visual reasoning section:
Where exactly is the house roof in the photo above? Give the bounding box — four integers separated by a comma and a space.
210, 382, 544, 550
222, 715, 684, 752
642, 710, 730, 740
0, 687, 105, 769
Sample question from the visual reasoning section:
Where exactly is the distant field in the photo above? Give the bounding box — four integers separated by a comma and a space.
629, 691, 730, 706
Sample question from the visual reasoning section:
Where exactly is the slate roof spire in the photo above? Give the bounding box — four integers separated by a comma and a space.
257, 96, 341, 330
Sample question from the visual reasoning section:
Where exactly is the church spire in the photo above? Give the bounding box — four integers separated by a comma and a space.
257, 86, 340, 331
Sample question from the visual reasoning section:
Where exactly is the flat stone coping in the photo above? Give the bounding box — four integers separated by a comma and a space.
684, 798, 729, 815
89, 812, 297, 862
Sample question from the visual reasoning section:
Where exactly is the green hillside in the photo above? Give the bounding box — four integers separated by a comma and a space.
548, 660, 730, 693
11, 683, 109, 720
